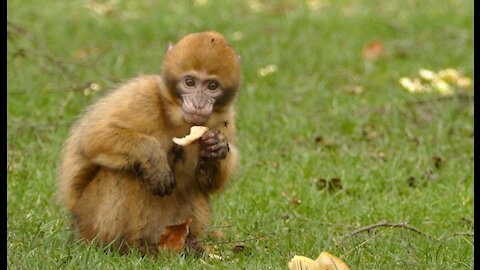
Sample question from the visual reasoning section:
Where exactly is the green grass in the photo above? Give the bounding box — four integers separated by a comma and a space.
7, 0, 474, 269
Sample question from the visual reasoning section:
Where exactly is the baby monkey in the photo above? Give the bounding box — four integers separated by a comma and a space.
58, 31, 240, 255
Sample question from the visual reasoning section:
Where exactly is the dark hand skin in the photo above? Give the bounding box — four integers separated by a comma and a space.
196, 130, 229, 191
137, 154, 176, 196
199, 130, 229, 160
144, 170, 176, 197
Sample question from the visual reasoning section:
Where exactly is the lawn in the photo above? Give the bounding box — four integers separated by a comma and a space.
7, 0, 474, 269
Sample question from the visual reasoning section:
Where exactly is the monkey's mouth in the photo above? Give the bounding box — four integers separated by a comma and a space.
183, 113, 209, 125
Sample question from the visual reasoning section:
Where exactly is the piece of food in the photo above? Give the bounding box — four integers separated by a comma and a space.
399, 77, 423, 93
438, 68, 460, 83
288, 255, 321, 270
288, 252, 351, 270
418, 69, 437, 81
315, 251, 351, 270
172, 126, 209, 146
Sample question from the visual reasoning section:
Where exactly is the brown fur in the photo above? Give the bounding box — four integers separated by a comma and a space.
57, 32, 240, 255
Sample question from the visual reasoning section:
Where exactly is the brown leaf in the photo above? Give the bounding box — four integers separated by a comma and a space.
232, 245, 252, 255
362, 130, 378, 141
329, 177, 343, 192
313, 136, 338, 148
432, 155, 443, 169
407, 176, 416, 187
344, 85, 365, 94
362, 39, 385, 60
315, 177, 343, 192
314, 135, 324, 144
290, 197, 302, 205
159, 218, 192, 252
315, 178, 328, 190
368, 151, 386, 161
232, 245, 246, 253
74, 47, 101, 59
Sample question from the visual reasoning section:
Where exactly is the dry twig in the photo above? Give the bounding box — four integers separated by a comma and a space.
337, 220, 429, 244
404, 93, 474, 106
453, 232, 474, 237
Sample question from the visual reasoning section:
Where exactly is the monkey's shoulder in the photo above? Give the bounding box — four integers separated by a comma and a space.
75, 75, 164, 131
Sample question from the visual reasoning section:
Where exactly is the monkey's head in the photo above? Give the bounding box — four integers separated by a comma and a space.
161, 31, 241, 126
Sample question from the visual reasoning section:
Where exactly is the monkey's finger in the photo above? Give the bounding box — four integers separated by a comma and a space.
200, 147, 228, 159
202, 132, 226, 146
200, 130, 224, 142
206, 144, 222, 151
200, 130, 217, 141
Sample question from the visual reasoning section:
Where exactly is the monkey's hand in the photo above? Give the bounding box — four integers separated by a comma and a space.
139, 155, 176, 196
196, 130, 229, 192
199, 130, 229, 160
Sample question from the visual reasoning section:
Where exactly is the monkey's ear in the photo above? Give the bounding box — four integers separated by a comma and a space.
167, 42, 174, 52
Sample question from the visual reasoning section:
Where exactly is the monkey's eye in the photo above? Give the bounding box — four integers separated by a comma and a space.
207, 81, 219, 91
185, 78, 195, 87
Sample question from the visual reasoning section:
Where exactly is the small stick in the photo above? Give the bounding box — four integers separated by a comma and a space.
453, 232, 474, 237
404, 93, 473, 106
339, 220, 428, 243
338, 220, 428, 259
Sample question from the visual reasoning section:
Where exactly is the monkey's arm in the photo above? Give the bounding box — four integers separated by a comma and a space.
78, 120, 176, 196
195, 130, 238, 193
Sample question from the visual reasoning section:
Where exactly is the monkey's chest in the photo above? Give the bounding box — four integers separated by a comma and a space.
168, 143, 200, 181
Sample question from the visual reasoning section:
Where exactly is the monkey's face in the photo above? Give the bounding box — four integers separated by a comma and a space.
176, 71, 225, 125
161, 32, 241, 126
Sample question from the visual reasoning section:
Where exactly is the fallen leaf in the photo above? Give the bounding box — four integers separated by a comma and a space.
313, 136, 338, 148
368, 151, 386, 161
407, 176, 416, 188
315, 178, 328, 191
329, 177, 343, 192
432, 155, 443, 169
290, 197, 302, 205
314, 136, 324, 144
344, 85, 365, 94
159, 218, 192, 252
232, 245, 248, 254
315, 178, 342, 192
362, 130, 378, 141
362, 39, 385, 60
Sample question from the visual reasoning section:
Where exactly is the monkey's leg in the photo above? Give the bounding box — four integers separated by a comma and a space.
81, 124, 175, 196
